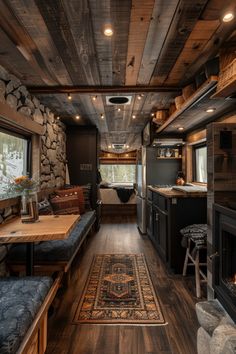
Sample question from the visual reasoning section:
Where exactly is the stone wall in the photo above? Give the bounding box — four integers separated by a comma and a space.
0, 64, 66, 192
0, 64, 67, 273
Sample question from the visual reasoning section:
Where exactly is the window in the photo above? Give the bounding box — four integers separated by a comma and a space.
194, 144, 207, 183
0, 130, 29, 198
100, 164, 136, 183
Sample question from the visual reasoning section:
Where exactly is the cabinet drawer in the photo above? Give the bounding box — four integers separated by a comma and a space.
153, 193, 167, 211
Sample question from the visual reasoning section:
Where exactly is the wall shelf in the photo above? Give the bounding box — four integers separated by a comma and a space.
156, 76, 218, 134
156, 157, 182, 160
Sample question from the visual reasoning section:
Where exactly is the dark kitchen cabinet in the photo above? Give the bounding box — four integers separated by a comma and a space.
147, 188, 207, 273
152, 205, 168, 262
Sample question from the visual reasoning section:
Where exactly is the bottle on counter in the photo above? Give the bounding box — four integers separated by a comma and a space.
176, 171, 185, 186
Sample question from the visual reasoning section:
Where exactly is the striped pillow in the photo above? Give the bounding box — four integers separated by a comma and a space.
80, 184, 92, 211
50, 194, 80, 215
56, 187, 85, 214
64, 184, 92, 211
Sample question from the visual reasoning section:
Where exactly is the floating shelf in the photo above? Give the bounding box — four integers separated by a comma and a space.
156, 76, 218, 134
156, 157, 182, 160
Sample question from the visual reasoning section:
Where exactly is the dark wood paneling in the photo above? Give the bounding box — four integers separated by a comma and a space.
66, 126, 99, 209
137, 0, 180, 85
151, 0, 209, 85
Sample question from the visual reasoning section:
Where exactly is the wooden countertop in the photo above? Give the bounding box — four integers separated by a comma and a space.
0, 215, 80, 243
148, 186, 207, 198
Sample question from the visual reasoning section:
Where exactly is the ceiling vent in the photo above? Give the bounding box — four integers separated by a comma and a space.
106, 96, 132, 105
112, 143, 126, 150
152, 138, 184, 147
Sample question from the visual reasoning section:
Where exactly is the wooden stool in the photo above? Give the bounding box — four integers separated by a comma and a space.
180, 224, 207, 298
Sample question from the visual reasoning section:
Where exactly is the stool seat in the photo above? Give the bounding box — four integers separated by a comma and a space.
180, 224, 207, 298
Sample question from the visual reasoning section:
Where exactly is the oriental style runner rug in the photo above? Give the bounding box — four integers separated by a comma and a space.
73, 254, 166, 325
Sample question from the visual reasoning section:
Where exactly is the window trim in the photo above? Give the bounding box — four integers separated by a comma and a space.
0, 127, 32, 176
192, 142, 207, 184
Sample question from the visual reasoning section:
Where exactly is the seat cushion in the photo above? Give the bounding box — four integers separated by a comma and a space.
180, 224, 207, 240
0, 276, 52, 354
8, 211, 96, 263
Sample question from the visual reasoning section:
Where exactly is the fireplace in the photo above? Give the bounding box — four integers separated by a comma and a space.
213, 204, 236, 322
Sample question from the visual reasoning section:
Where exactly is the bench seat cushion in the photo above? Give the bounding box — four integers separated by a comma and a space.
8, 211, 96, 263
0, 276, 52, 354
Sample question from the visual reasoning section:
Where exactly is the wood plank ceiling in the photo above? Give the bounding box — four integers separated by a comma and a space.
0, 0, 235, 152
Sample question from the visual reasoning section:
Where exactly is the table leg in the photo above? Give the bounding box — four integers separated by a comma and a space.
26, 243, 34, 276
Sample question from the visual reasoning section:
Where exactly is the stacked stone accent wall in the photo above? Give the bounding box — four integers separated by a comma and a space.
0, 64, 67, 274
0, 64, 66, 192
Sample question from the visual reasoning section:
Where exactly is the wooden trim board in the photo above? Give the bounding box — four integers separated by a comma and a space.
0, 100, 44, 135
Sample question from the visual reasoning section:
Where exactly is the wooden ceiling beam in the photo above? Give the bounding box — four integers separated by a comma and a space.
28, 85, 181, 94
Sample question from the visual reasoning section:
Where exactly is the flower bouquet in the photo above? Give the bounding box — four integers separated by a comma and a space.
8, 175, 39, 223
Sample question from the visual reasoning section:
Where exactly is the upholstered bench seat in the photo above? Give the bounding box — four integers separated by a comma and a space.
8, 211, 96, 263
0, 276, 53, 354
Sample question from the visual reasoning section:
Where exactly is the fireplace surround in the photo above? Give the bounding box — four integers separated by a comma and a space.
213, 203, 236, 322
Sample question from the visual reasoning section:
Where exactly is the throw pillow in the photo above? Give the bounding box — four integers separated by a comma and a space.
80, 184, 92, 211
56, 187, 85, 214
38, 198, 53, 215
63, 183, 92, 211
50, 194, 80, 215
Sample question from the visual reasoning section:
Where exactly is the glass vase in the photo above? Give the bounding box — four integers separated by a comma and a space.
21, 189, 39, 223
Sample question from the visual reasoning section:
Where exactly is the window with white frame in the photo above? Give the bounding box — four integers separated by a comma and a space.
194, 144, 207, 183
0, 130, 29, 198
100, 164, 136, 183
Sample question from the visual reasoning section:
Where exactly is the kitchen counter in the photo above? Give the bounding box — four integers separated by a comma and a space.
148, 186, 207, 198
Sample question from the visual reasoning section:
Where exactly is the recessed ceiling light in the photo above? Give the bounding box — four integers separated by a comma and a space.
137, 95, 142, 100
117, 108, 121, 112
126, 145, 129, 149
223, 12, 234, 22
132, 115, 136, 119
101, 113, 104, 119
108, 145, 111, 148
178, 127, 184, 131
151, 113, 155, 117
206, 108, 216, 113
104, 25, 113, 36
92, 95, 97, 101
76, 115, 80, 120
67, 93, 72, 100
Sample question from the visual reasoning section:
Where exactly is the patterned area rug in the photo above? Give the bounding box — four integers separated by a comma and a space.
73, 254, 166, 325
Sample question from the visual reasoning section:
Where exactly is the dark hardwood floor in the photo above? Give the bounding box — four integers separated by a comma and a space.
46, 216, 202, 354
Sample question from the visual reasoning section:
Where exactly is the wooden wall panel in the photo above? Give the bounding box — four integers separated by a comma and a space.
151, 0, 209, 85
8, 0, 72, 85
137, 0, 179, 85
125, 0, 155, 85
167, 20, 220, 85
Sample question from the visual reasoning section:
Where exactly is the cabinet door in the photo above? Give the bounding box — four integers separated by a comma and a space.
152, 207, 159, 248
158, 211, 168, 262
153, 206, 168, 262
146, 201, 153, 237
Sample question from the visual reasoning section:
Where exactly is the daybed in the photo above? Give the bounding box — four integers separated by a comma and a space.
99, 182, 136, 216
0, 275, 60, 354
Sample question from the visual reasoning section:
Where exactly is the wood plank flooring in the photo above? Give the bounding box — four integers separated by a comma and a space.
46, 216, 202, 354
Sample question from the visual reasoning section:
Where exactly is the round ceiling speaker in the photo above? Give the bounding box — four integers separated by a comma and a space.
108, 97, 129, 104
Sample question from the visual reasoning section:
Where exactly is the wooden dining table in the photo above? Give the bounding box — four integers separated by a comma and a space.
0, 214, 80, 275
